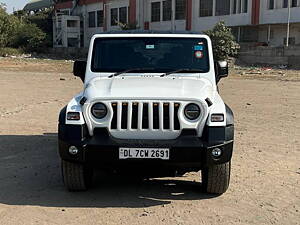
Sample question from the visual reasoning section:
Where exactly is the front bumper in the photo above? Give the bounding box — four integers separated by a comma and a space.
58, 125, 234, 169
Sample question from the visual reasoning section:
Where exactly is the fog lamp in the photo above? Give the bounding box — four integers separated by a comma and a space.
212, 148, 222, 158
69, 146, 79, 155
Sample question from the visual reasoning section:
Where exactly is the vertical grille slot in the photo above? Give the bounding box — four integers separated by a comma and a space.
174, 103, 180, 130
109, 101, 182, 134
153, 103, 159, 129
111, 102, 118, 129
121, 103, 128, 129
163, 103, 170, 130
142, 103, 149, 129
131, 102, 138, 129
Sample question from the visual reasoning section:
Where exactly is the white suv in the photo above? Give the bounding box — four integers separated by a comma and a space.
58, 32, 234, 194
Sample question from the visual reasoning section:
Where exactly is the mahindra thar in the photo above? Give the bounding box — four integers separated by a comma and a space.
58, 31, 234, 194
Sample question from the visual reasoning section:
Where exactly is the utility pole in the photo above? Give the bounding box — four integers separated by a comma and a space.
286, 0, 291, 47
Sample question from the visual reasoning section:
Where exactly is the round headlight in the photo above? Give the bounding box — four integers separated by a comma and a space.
91, 103, 107, 119
184, 103, 200, 120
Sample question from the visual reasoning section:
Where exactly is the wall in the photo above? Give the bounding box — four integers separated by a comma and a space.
257, 23, 300, 46
239, 46, 300, 67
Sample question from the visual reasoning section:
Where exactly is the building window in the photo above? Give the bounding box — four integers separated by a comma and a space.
119, 7, 127, 24
215, 0, 230, 16
67, 20, 77, 27
163, 0, 172, 21
111, 8, 118, 26
97, 10, 103, 27
268, 0, 275, 9
232, 0, 237, 14
243, 0, 248, 13
282, 0, 297, 7
175, 0, 186, 20
88, 11, 96, 28
238, 0, 242, 12
151, 2, 161, 22
199, 0, 213, 17
292, 0, 298, 7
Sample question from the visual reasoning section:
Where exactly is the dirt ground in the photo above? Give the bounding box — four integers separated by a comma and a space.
0, 57, 299, 225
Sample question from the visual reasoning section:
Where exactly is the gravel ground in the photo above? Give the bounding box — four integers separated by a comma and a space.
0, 58, 299, 225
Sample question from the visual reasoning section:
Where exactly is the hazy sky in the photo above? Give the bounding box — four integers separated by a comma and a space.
0, 0, 29, 13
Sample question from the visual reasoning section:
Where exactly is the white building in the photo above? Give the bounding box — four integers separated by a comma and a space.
52, 0, 300, 48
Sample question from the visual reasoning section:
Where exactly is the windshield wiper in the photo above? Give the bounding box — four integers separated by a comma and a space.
160, 69, 205, 77
108, 68, 155, 78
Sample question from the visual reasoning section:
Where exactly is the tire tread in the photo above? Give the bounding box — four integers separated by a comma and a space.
202, 161, 231, 194
62, 160, 91, 191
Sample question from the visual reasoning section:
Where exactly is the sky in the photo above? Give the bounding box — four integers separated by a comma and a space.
0, 0, 29, 13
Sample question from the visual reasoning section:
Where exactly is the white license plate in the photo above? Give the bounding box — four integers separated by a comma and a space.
119, 148, 169, 160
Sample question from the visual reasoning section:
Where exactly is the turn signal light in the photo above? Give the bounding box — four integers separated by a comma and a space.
67, 112, 80, 120
211, 114, 224, 122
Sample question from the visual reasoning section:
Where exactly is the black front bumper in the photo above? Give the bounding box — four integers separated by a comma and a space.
58, 125, 234, 169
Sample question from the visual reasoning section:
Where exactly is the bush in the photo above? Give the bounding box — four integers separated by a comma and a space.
0, 47, 24, 57
204, 21, 240, 61
10, 23, 46, 52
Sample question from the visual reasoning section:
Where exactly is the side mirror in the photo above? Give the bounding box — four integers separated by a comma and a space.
215, 61, 229, 83
73, 60, 87, 82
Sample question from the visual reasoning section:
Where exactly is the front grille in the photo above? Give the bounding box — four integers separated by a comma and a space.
110, 101, 180, 131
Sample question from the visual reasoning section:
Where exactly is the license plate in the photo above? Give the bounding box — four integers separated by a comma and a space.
119, 148, 169, 160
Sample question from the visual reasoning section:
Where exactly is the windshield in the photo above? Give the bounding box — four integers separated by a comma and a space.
91, 37, 210, 73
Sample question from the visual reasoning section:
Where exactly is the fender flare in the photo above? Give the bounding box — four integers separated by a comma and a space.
59, 106, 67, 124
225, 104, 234, 126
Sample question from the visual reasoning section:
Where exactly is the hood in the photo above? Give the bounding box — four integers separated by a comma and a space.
84, 76, 215, 101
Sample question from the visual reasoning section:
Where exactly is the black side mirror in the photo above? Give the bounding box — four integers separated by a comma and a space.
215, 61, 229, 83
73, 60, 87, 82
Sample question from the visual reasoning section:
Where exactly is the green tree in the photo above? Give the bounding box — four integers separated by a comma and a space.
10, 23, 46, 52
0, 4, 21, 48
118, 21, 139, 30
204, 21, 240, 61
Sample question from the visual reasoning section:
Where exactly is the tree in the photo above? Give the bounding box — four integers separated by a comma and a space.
0, 4, 20, 48
204, 21, 240, 61
10, 23, 46, 52
118, 21, 139, 30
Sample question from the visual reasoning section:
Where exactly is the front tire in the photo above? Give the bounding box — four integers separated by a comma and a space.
61, 160, 93, 191
201, 161, 231, 194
